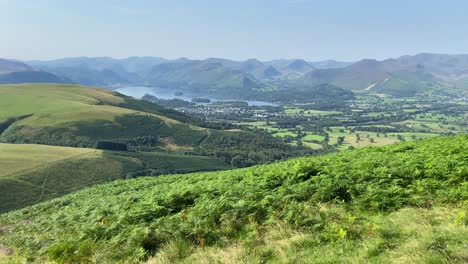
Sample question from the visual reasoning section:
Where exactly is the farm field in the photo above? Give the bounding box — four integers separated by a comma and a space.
222, 94, 467, 152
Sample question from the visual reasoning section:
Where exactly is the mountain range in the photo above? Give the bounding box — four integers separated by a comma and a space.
0, 59, 71, 84
1, 53, 468, 99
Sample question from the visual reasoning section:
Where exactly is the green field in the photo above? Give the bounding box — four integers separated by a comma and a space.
284, 108, 340, 115
0, 135, 466, 263
302, 141, 323, 149
272, 131, 296, 137
0, 143, 228, 212
302, 133, 324, 141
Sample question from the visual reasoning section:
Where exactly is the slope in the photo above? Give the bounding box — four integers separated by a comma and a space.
0, 143, 228, 212
0, 83, 223, 149
300, 54, 468, 97
0, 59, 32, 73
146, 60, 264, 97
0, 83, 311, 164
0, 135, 466, 263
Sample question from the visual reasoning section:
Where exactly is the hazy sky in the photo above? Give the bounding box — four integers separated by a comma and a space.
1, 0, 467, 61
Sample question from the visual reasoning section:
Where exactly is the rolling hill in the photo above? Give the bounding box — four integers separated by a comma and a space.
0, 83, 313, 212
0, 83, 202, 149
0, 84, 310, 162
0, 135, 466, 263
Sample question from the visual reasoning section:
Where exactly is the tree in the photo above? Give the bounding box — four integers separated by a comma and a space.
297, 140, 303, 147
96, 141, 128, 151
337, 136, 345, 145
231, 155, 244, 168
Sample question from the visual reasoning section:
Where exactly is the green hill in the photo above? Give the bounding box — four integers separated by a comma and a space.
0, 83, 200, 149
0, 84, 310, 165
146, 60, 264, 97
0, 83, 311, 211
0, 135, 466, 263
0, 143, 228, 213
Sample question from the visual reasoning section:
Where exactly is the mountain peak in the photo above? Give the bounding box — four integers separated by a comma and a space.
288, 59, 312, 70
263, 65, 281, 77
242, 59, 264, 71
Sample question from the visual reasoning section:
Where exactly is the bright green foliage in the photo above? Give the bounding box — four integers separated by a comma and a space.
0, 135, 466, 263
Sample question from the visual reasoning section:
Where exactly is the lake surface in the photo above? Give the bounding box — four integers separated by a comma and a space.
114, 86, 278, 107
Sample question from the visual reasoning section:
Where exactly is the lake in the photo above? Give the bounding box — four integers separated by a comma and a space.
114, 86, 278, 107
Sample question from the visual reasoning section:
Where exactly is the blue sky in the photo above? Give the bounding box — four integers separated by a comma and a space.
1, 0, 467, 61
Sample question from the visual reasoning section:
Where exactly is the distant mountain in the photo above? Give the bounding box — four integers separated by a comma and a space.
0, 58, 71, 84
28, 57, 166, 87
308, 60, 353, 69
146, 60, 264, 97
301, 59, 393, 90
0, 58, 33, 73
8, 53, 468, 98
288, 59, 314, 72
204, 58, 280, 80
0, 71, 72, 84
396, 53, 468, 84
264, 59, 316, 79
299, 54, 468, 97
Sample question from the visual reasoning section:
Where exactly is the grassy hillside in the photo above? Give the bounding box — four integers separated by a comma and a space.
0, 135, 466, 263
0, 83, 310, 165
0, 83, 199, 149
0, 143, 228, 213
